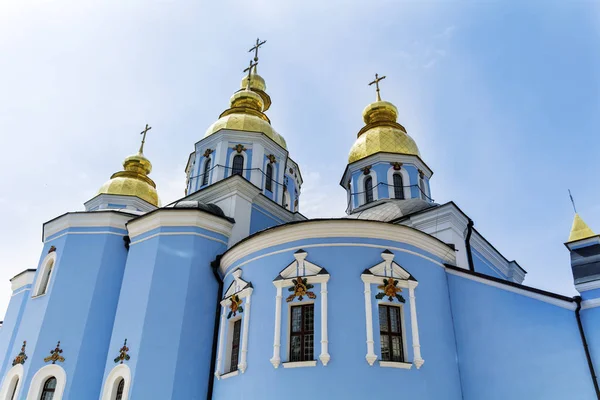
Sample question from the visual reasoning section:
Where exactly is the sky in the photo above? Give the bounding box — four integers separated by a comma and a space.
0, 0, 599, 317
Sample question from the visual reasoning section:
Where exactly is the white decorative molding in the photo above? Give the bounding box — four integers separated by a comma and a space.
227, 148, 249, 178
10, 270, 35, 292
386, 166, 411, 200
220, 220, 457, 275
215, 270, 253, 379
409, 286, 424, 368
32, 251, 57, 298
0, 364, 23, 400
100, 364, 131, 400
582, 298, 600, 310
26, 364, 67, 400
43, 211, 133, 242
357, 169, 379, 206
84, 193, 156, 213
445, 267, 577, 310
282, 361, 317, 368
363, 280, 377, 366
341, 153, 433, 189
219, 370, 239, 380
576, 280, 600, 293
271, 250, 330, 368
379, 361, 413, 369
127, 209, 234, 240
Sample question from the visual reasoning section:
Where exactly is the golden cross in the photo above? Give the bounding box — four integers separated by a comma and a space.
243, 60, 258, 90
369, 73, 386, 101
248, 38, 267, 64
139, 124, 151, 153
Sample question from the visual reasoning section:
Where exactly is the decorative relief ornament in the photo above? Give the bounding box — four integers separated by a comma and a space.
234, 144, 247, 153
44, 341, 65, 364
114, 339, 130, 364
48, 246, 56, 254
286, 277, 316, 302
267, 154, 277, 164
203, 149, 213, 158
227, 294, 244, 319
362, 165, 372, 175
418, 169, 424, 178
376, 278, 405, 303
12, 341, 27, 366
391, 162, 403, 171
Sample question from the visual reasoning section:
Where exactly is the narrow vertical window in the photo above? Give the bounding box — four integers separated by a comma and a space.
265, 163, 273, 192
40, 377, 56, 400
202, 158, 211, 186
38, 262, 53, 296
114, 378, 125, 400
9, 377, 18, 400
379, 305, 404, 362
419, 177, 426, 200
232, 155, 244, 176
393, 174, 404, 199
290, 304, 314, 362
229, 319, 242, 372
364, 176, 374, 204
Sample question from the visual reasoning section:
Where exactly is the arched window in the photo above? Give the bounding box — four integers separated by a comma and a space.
36, 260, 54, 296
202, 158, 211, 186
265, 164, 273, 192
114, 378, 125, 400
364, 176, 374, 204
40, 377, 56, 400
393, 174, 404, 199
232, 155, 244, 176
8, 377, 18, 400
283, 188, 291, 210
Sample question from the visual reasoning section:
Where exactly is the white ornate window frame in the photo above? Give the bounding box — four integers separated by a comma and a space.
215, 269, 253, 379
227, 149, 249, 177
387, 166, 411, 200
32, 251, 57, 298
0, 364, 23, 400
357, 169, 379, 206
100, 364, 131, 400
361, 250, 424, 369
270, 250, 330, 369
26, 364, 67, 400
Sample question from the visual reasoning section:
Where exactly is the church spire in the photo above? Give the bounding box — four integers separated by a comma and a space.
568, 213, 596, 243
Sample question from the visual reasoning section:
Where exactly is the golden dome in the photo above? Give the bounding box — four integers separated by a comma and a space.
205, 77, 287, 149
348, 100, 420, 164
239, 73, 272, 111
97, 150, 159, 207
568, 213, 596, 242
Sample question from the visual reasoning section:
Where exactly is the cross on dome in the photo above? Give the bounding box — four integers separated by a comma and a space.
243, 59, 259, 90
369, 73, 387, 102
139, 124, 152, 154
248, 38, 267, 66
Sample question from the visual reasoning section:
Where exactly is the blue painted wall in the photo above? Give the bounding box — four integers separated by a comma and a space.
0, 285, 31, 380
581, 307, 600, 388
471, 248, 506, 280
249, 205, 285, 235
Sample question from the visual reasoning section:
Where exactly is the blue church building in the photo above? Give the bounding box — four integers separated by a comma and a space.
0, 46, 599, 400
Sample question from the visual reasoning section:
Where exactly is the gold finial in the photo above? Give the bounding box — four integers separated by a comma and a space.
139, 124, 152, 154
248, 38, 266, 71
369, 73, 387, 102
243, 60, 258, 90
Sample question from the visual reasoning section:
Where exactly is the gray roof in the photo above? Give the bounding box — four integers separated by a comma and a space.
345, 199, 438, 222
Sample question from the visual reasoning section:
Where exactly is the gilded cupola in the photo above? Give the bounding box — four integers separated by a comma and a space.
568, 213, 596, 243
204, 58, 287, 149
97, 125, 159, 207
348, 74, 420, 164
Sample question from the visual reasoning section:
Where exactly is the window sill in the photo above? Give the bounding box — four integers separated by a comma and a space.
282, 360, 317, 369
31, 293, 47, 299
379, 361, 412, 369
219, 370, 239, 380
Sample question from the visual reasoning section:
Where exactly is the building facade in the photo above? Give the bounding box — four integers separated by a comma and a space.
0, 57, 599, 400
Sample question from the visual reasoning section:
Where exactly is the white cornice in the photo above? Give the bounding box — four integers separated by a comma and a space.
43, 212, 134, 242
341, 153, 433, 185
404, 203, 469, 232
446, 268, 576, 310
221, 220, 456, 274
576, 280, 600, 292
581, 298, 600, 310
10, 270, 35, 292
194, 130, 289, 159
84, 194, 157, 213
470, 231, 510, 277
127, 209, 233, 239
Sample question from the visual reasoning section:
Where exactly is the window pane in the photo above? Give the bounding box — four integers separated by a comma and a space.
232, 155, 244, 176
291, 307, 302, 333
380, 335, 390, 361
365, 177, 373, 203
379, 305, 388, 332
389, 307, 400, 333
116, 379, 125, 400
229, 319, 242, 372
392, 336, 403, 362
290, 336, 302, 362
266, 164, 273, 192
303, 305, 314, 333
303, 334, 314, 361
393, 174, 404, 199
202, 159, 210, 186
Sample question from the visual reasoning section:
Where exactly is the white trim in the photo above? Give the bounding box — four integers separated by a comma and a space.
270, 285, 283, 368
282, 361, 317, 368
341, 153, 433, 189
215, 306, 228, 378
219, 370, 239, 380
582, 298, 600, 310
100, 364, 131, 400
387, 167, 411, 200
46, 231, 127, 243
363, 280, 377, 366
379, 361, 413, 369
26, 364, 67, 400
220, 220, 456, 274
84, 193, 157, 213
409, 286, 424, 368
126, 209, 233, 240
319, 280, 330, 366
0, 364, 23, 400
446, 268, 577, 310
357, 170, 378, 206
10, 271, 35, 292
32, 252, 57, 297
43, 212, 132, 242
129, 231, 228, 247
576, 280, 600, 292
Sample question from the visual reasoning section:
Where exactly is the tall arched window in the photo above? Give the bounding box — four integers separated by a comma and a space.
265, 164, 273, 192
114, 378, 125, 400
40, 377, 56, 400
202, 158, 211, 186
364, 176, 374, 204
37, 261, 54, 296
8, 377, 18, 400
393, 174, 404, 199
232, 155, 244, 176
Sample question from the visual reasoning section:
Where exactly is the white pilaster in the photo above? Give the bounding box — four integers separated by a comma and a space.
238, 288, 253, 373
319, 280, 330, 366
363, 280, 377, 365
215, 305, 227, 378
270, 285, 283, 368
409, 285, 424, 369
